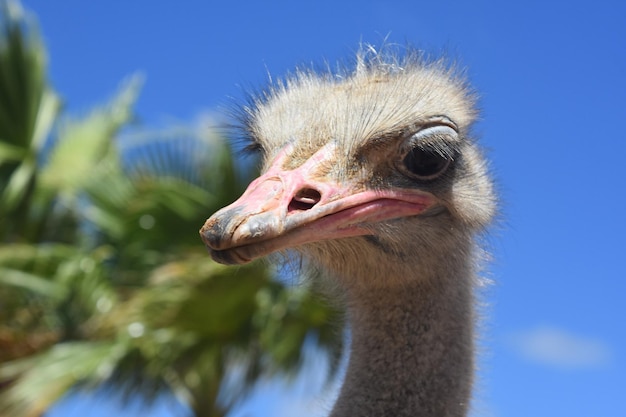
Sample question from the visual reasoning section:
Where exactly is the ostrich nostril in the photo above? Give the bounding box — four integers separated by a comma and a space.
288, 188, 322, 212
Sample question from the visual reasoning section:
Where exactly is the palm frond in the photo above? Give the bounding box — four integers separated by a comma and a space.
0, 341, 119, 417
0, 0, 60, 239
37, 74, 142, 202
0, 4, 346, 417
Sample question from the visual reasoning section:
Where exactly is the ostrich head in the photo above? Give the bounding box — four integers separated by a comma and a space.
201, 49, 494, 285
200, 47, 495, 417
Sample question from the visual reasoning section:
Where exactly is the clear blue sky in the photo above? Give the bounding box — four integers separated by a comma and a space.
19, 1, 626, 416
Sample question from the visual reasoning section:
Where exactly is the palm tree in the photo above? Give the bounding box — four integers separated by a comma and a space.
0, 2, 343, 416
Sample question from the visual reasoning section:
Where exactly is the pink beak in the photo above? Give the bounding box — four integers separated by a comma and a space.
200, 143, 434, 265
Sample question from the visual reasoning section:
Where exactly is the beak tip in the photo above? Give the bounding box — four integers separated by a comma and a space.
200, 217, 252, 265
199, 217, 226, 249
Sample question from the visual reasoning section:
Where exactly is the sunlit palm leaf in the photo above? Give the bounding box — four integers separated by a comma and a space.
0, 0, 60, 238
80, 125, 241, 270
96, 256, 342, 414
37, 75, 142, 202
0, 0, 54, 152
0, 341, 120, 417
0, 3, 345, 417
120, 124, 242, 196
0, 243, 118, 349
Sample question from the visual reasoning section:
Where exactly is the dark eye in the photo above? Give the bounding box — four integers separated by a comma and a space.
402, 147, 451, 179
399, 124, 457, 180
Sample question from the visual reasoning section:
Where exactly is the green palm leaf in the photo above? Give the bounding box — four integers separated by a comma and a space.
38, 75, 141, 201
0, 0, 60, 239
0, 3, 345, 417
0, 341, 120, 416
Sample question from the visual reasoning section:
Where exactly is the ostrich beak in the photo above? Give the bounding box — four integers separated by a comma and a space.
200, 143, 434, 265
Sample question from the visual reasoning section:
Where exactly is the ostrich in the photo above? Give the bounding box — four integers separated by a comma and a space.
200, 47, 495, 417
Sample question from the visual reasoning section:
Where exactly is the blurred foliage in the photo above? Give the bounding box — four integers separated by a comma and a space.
0, 2, 343, 417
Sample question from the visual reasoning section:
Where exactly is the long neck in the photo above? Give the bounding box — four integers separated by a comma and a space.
330, 251, 476, 417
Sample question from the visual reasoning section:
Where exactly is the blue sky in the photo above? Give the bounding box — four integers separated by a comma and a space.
18, 0, 626, 416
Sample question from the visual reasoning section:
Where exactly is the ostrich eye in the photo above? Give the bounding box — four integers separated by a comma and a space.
400, 124, 457, 180
402, 147, 451, 179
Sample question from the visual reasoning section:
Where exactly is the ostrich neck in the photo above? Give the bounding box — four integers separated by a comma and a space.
330, 257, 475, 417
